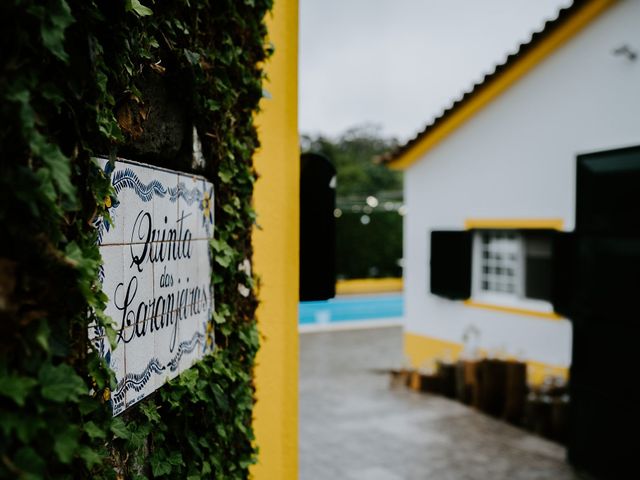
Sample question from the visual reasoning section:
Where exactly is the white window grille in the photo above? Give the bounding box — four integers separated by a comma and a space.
474, 230, 523, 297
472, 229, 553, 312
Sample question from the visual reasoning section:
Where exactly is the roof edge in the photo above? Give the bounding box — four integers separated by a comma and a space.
384, 0, 617, 171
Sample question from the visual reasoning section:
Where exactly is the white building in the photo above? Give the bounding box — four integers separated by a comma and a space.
382, 0, 640, 383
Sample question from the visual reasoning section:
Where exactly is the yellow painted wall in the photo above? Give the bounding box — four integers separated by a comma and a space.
404, 332, 568, 386
336, 277, 403, 295
251, 1, 299, 479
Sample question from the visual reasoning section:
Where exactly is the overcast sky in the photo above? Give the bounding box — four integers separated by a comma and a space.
299, 0, 571, 142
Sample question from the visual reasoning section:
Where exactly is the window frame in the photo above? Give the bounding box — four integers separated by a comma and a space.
470, 228, 554, 314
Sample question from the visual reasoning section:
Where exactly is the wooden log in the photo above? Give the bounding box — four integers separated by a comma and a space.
503, 360, 527, 424
437, 361, 457, 398
476, 359, 507, 417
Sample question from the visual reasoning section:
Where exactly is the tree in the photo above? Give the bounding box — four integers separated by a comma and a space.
300, 125, 404, 279
301, 124, 402, 199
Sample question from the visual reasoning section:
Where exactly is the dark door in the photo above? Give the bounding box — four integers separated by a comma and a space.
566, 145, 640, 479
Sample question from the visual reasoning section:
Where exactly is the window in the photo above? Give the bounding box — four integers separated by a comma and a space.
475, 231, 521, 295
471, 230, 553, 310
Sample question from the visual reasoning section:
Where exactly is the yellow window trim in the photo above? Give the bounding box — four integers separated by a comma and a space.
388, 0, 617, 171
463, 300, 564, 321
464, 218, 564, 230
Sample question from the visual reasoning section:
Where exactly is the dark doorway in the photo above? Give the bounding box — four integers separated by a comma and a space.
566, 145, 640, 479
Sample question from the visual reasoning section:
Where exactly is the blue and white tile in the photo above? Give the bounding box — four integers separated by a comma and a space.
96, 244, 124, 334
91, 158, 217, 414
174, 241, 212, 374
106, 340, 126, 416
121, 240, 154, 326
122, 319, 159, 411
153, 246, 178, 307
176, 238, 201, 304
152, 307, 182, 384
118, 162, 155, 248
176, 308, 209, 374
95, 157, 125, 246
193, 239, 213, 309
177, 174, 214, 242
151, 167, 179, 251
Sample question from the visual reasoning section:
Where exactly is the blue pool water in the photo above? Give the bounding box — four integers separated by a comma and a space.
299, 294, 403, 325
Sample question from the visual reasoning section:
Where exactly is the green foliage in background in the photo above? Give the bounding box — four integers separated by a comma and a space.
0, 1, 271, 478
302, 126, 404, 279
301, 125, 402, 198
335, 211, 403, 279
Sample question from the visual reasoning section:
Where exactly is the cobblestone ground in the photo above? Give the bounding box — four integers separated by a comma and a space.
300, 327, 581, 480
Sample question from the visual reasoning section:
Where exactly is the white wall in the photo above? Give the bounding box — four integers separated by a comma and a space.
404, 0, 640, 367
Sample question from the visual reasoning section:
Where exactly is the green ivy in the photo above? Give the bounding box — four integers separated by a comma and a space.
0, 0, 272, 478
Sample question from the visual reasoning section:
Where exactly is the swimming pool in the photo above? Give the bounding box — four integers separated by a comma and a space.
299, 294, 403, 327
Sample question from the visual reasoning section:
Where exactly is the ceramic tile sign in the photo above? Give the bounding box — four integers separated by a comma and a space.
91, 157, 215, 416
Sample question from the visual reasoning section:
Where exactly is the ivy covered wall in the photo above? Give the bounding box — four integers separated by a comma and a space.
0, 1, 272, 478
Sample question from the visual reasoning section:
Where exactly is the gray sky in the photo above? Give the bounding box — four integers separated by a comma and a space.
299, 0, 570, 142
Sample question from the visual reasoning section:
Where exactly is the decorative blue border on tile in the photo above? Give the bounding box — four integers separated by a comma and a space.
90, 157, 215, 416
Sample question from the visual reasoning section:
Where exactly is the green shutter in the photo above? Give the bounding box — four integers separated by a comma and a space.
430, 230, 472, 300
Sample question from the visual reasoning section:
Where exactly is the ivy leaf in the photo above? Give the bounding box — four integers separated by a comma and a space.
126, 0, 154, 17
83, 421, 106, 440
211, 383, 229, 412
14, 447, 45, 476
150, 451, 172, 476
215, 253, 232, 268
41, 83, 66, 110
168, 450, 184, 467
215, 423, 228, 440
110, 417, 131, 440
40, 0, 75, 63
218, 169, 233, 184
184, 49, 201, 66
212, 310, 226, 324
39, 363, 87, 402
30, 133, 77, 206
222, 204, 237, 216
105, 323, 118, 351
5, 88, 35, 137
78, 396, 101, 416
211, 238, 235, 268
0, 373, 37, 406
78, 445, 103, 469
140, 401, 161, 424
35, 319, 51, 352
54, 426, 81, 464
0, 411, 46, 443
34, 168, 58, 206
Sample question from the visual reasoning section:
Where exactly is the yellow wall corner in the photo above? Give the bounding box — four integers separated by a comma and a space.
251, 1, 299, 479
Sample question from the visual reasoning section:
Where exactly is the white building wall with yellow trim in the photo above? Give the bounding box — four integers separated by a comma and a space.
403, 0, 640, 376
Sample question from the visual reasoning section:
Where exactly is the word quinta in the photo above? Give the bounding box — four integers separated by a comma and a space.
130, 210, 193, 273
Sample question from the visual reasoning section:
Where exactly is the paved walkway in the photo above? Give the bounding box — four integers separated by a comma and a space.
300, 326, 581, 480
